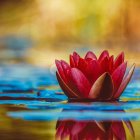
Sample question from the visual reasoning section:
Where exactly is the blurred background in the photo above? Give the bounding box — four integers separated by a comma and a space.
0, 0, 140, 66
0, 1, 140, 140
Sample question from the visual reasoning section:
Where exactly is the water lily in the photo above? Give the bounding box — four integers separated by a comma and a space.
55, 50, 135, 100
56, 120, 134, 140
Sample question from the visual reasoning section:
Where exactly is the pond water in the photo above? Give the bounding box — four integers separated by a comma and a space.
0, 64, 140, 140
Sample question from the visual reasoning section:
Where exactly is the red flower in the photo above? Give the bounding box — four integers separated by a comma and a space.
56, 120, 134, 140
55, 50, 135, 100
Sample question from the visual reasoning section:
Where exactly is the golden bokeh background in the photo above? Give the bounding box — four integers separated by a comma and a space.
0, 0, 140, 66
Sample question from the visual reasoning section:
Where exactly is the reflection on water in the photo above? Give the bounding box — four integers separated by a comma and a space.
56, 120, 134, 140
55, 108, 135, 140
0, 64, 140, 140
7, 104, 140, 121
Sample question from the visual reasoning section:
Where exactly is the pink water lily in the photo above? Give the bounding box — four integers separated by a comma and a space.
55, 50, 135, 100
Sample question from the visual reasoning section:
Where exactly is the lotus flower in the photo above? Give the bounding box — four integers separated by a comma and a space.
56, 120, 134, 140
55, 50, 135, 100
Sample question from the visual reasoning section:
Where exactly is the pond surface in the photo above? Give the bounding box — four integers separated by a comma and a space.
0, 64, 140, 140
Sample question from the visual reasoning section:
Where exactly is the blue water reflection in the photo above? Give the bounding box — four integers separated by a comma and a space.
8, 110, 140, 121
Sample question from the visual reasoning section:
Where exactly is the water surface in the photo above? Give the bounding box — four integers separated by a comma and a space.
0, 64, 140, 140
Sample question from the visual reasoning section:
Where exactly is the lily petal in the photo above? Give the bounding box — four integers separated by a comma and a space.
114, 52, 124, 69
55, 60, 67, 82
89, 72, 114, 100
61, 60, 71, 78
70, 68, 91, 98
85, 51, 97, 60
109, 55, 114, 73
87, 60, 101, 83
70, 55, 75, 67
98, 50, 109, 62
114, 64, 135, 98
99, 56, 109, 73
112, 62, 127, 92
73, 52, 80, 67
78, 58, 88, 75
56, 72, 79, 98
78, 59, 101, 84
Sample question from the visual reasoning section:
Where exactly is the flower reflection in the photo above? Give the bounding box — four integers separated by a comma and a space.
55, 51, 135, 101
56, 119, 134, 140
